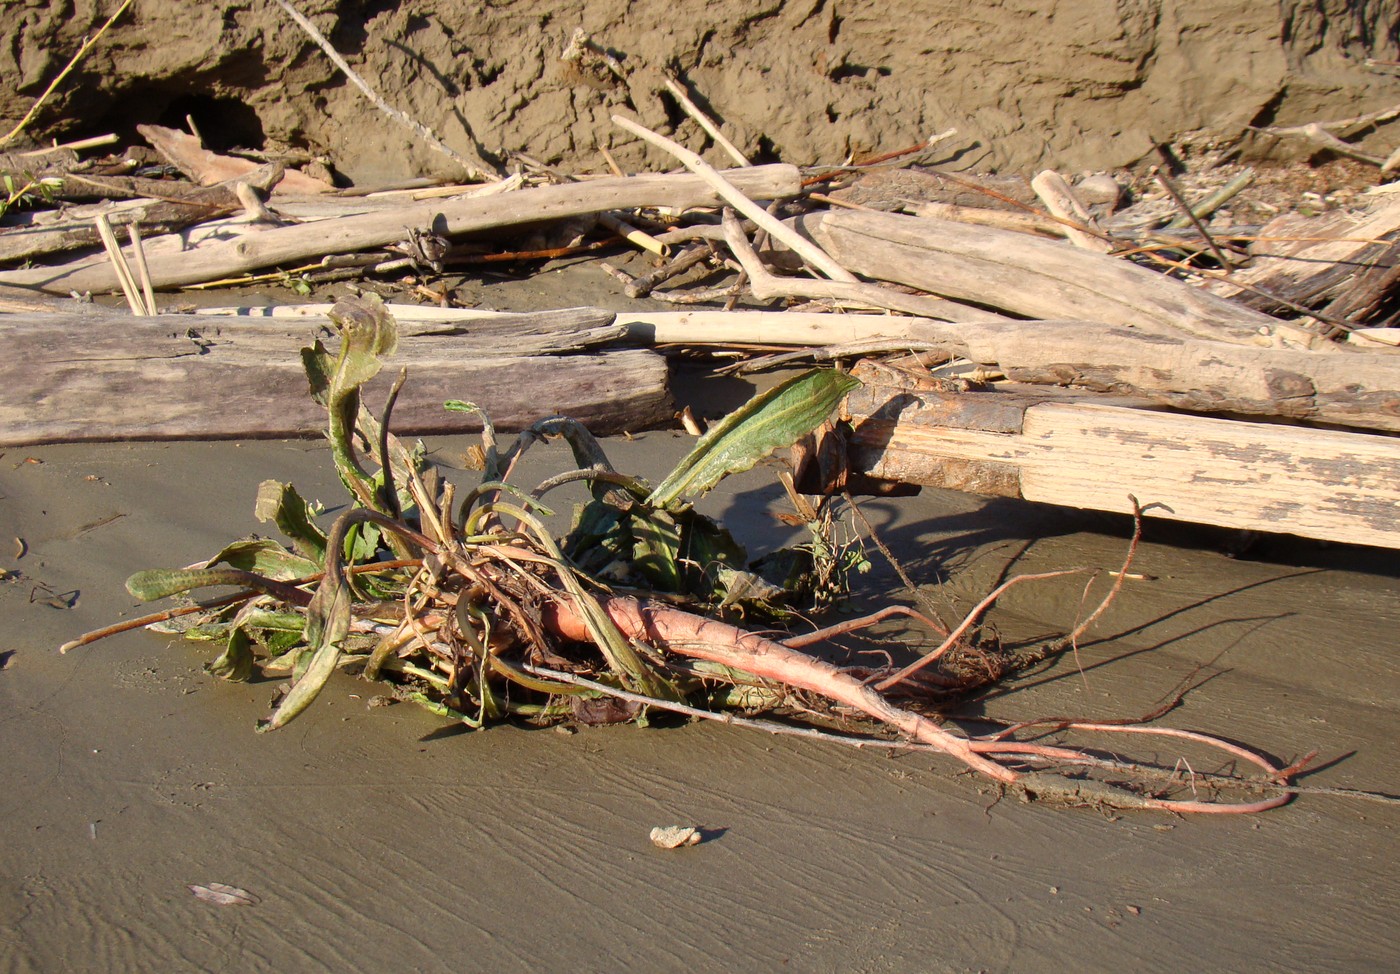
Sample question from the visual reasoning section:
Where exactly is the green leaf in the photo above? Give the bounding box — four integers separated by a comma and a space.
207, 626, 256, 682
630, 506, 747, 600
646, 369, 861, 510
630, 508, 683, 591
126, 568, 259, 602
254, 481, 327, 563
205, 538, 318, 580
256, 562, 350, 732
307, 296, 399, 508
301, 339, 334, 406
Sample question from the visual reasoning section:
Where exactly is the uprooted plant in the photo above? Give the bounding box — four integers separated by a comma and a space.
64, 296, 1314, 813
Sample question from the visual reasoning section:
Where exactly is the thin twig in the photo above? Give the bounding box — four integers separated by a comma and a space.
783, 604, 951, 647
663, 75, 752, 167
1151, 158, 1233, 269
1248, 122, 1388, 167
624, 244, 714, 298
800, 129, 959, 187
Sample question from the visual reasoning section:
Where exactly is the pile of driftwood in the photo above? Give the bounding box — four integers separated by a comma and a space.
4, 102, 1400, 548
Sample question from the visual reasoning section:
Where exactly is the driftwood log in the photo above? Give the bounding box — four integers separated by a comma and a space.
843, 360, 1400, 550
0, 169, 291, 264
0, 165, 801, 295
907, 318, 1400, 433
0, 308, 671, 446
793, 209, 1305, 347
199, 305, 1400, 433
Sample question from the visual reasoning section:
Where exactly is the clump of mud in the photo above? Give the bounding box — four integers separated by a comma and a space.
4, 1, 1400, 183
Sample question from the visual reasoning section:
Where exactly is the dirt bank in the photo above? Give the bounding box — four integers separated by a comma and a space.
5, 1, 1400, 182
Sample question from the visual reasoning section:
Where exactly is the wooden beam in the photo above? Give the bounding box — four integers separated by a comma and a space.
845, 366, 1400, 549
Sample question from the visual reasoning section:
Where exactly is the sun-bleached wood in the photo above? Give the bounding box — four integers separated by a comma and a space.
845, 377, 1400, 549
0, 165, 801, 294
0, 309, 670, 445
797, 209, 1296, 346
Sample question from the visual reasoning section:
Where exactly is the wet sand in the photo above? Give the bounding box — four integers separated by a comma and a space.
2, 409, 1398, 973
0, 264, 1396, 973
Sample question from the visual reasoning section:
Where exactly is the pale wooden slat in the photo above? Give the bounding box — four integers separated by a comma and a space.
849, 388, 1400, 549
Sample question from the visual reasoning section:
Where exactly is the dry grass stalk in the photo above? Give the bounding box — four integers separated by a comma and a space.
93, 212, 148, 315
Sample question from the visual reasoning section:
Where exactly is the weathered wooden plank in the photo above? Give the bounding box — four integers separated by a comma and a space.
0, 309, 671, 445
846, 372, 1400, 549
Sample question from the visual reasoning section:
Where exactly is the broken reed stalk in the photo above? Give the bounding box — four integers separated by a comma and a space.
611, 113, 858, 283
93, 212, 147, 315
0, 0, 134, 148
270, 0, 499, 183
12, 134, 120, 158
1162, 168, 1254, 230
663, 75, 752, 167
597, 211, 668, 257
127, 223, 157, 314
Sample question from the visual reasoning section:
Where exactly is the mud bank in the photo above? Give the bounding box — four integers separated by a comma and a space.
5, 1, 1400, 182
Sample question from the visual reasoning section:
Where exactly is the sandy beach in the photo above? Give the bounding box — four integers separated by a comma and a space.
3, 395, 1397, 972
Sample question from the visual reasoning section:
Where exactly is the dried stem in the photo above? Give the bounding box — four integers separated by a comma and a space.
612, 113, 857, 282
1151, 159, 1232, 269
663, 75, 752, 167
93, 213, 147, 315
